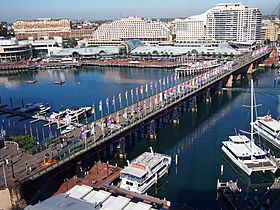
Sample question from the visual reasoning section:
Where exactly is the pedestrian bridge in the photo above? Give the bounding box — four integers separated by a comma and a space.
20, 46, 273, 184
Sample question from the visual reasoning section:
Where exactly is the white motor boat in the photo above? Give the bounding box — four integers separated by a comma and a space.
119, 147, 171, 194
61, 125, 76, 135
253, 115, 280, 150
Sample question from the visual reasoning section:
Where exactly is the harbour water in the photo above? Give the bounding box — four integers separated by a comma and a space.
0, 66, 279, 208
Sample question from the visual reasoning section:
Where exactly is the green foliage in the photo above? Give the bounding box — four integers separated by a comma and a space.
264, 39, 271, 45
10, 136, 37, 151
62, 38, 78, 48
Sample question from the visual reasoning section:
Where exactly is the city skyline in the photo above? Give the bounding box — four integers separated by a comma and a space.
0, 0, 278, 22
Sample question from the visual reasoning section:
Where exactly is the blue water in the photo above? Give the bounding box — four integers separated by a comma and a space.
0, 67, 279, 209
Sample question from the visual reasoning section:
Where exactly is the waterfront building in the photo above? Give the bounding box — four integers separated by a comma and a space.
260, 21, 279, 42
13, 18, 72, 40
19, 36, 63, 58
91, 17, 170, 45
130, 43, 238, 61
175, 14, 207, 42
175, 3, 262, 43
50, 46, 119, 60
0, 38, 32, 62
69, 28, 96, 40
0, 21, 7, 37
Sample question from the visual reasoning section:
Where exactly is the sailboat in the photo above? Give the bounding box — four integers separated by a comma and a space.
222, 79, 278, 176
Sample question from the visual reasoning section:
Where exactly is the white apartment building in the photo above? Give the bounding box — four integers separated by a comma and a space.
175, 14, 206, 42
92, 17, 170, 44
175, 3, 261, 43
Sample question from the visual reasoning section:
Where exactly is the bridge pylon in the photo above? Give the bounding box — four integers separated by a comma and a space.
217, 81, 223, 95
226, 75, 234, 88
147, 120, 157, 140
205, 89, 212, 103
171, 107, 180, 125
189, 96, 198, 112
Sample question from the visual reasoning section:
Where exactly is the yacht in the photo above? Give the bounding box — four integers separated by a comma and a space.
253, 115, 280, 150
66, 107, 91, 122
119, 147, 171, 194
38, 104, 51, 115
61, 125, 76, 135
50, 109, 72, 119
222, 80, 278, 176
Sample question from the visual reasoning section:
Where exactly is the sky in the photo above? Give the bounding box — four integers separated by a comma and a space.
0, 0, 278, 22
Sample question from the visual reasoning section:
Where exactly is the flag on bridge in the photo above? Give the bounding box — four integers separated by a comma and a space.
99, 100, 103, 111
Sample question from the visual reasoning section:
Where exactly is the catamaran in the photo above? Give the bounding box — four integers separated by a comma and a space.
119, 147, 171, 194
253, 115, 280, 150
222, 80, 278, 176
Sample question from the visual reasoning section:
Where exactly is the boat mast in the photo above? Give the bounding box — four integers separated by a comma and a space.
250, 79, 253, 151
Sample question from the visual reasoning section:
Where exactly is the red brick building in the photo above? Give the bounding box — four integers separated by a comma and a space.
13, 18, 71, 40
69, 28, 96, 39
13, 18, 96, 40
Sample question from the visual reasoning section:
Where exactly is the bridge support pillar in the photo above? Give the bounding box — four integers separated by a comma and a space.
205, 89, 212, 103
247, 63, 256, 74
118, 140, 127, 159
148, 120, 157, 140
226, 75, 234, 88
147, 120, 157, 140
171, 107, 180, 125
189, 96, 197, 112
8, 179, 26, 210
76, 161, 83, 178
217, 82, 223, 95
236, 74, 242, 81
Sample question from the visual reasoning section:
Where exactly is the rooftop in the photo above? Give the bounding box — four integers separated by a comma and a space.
121, 152, 168, 178
51, 46, 119, 56
131, 44, 237, 55
258, 117, 280, 132
224, 135, 266, 157
25, 184, 161, 210
25, 194, 99, 210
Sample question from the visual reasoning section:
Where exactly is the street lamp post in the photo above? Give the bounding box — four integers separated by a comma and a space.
1, 161, 7, 188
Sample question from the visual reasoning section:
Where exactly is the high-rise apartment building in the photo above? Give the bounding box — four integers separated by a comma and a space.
92, 17, 170, 44
175, 3, 262, 43
260, 21, 279, 41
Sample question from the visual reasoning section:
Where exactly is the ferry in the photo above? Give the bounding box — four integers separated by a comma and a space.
253, 115, 280, 150
119, 147, 171, 194
222, 80, 278, 176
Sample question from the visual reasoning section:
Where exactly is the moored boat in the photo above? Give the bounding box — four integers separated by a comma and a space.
119, 147, 171, 194
222, 80, 278, 176
253, 115, 280, 150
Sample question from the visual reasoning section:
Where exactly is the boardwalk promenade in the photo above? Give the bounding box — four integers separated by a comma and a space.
0, 47, 271, 189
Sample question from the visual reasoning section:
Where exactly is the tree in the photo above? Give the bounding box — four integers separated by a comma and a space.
152, 50, 159, 55
10, 136, 37, 151
191, 49, 198, 55
264, 39, 271, 45
62, 38, 78, 48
